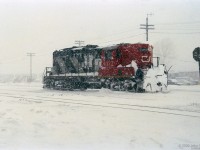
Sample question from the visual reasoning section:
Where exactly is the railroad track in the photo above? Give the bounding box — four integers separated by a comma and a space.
0, 92, 200, 118
0, 87, 184, 103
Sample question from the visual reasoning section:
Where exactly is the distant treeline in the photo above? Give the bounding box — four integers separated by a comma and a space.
169, 71, 199, 80
0, 74, 42, 83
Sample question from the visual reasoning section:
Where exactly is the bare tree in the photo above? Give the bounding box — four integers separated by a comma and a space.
154, 38, 176, 66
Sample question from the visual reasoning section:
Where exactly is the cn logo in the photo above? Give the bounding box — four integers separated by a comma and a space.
141, 56, 151, 62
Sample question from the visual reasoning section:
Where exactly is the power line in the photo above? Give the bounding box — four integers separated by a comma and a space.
88, 28, 140, 43
0, 57, 26, 64
96, 33, 145, 45
74, 20, 199, 45
27, 53, 35, 82
151, 31, 200, 35
154, 21, 200, 25
155, 28, 200, 31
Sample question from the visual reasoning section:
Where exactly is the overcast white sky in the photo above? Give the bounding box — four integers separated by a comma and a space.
0, 0, 200, 74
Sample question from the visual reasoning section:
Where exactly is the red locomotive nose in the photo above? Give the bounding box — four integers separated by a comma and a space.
99, 43, 153, 78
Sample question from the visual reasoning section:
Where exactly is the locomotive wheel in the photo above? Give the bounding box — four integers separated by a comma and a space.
119, 85, 126, 91
67, 85, 74, 91
110, 83, 115, 90
64, 83, 74, 91
106, 84, 111, 89
80, 87, 87, 91
80, 84, 87, 91
50, 81, 55, 89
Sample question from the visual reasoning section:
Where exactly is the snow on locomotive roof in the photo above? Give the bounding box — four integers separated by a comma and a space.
72, 47, 84, 51
56, 43, 152, 52
101, 43, 145, 50
101, 42, 151, 49
102, 44, 119, 51
69, 45, 99, 51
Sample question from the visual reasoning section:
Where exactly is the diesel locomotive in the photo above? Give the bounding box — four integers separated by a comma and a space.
43, 43, 167, 92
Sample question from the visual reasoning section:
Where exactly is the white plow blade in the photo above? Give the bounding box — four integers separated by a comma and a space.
144, 65, 168, 92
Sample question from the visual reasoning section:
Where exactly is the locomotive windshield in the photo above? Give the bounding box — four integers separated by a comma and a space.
140, 47, 148, 52
116, 48, 121, 58
104, 48, 121, 60
105, 50, 113, 60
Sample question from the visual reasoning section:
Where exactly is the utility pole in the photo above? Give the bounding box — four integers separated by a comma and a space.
140, 13, 155, 41
75, 40, 84, 47
27, 53, 35, 82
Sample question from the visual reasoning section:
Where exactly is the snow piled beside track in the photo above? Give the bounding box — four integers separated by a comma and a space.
0, 83, 200, 150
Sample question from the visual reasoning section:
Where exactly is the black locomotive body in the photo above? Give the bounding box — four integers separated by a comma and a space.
43, 45, 103, 90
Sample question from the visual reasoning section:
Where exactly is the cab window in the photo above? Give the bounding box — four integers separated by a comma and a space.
140, 48, 148, 52
105, 50, 113, 60
116, 48, 121, 58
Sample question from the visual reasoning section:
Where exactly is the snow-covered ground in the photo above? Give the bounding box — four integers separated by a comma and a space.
0, 83, 200, 150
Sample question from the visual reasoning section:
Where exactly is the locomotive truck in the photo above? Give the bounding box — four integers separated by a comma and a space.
43, 43, 167, 92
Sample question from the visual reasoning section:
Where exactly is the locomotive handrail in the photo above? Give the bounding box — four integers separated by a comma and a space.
43, 67, 52, 77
